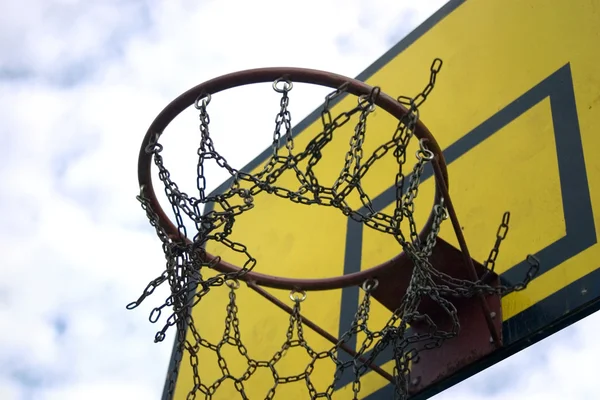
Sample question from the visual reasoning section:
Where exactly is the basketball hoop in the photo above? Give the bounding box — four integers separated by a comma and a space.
129, 59, 540, 399
137, 66, 449, 290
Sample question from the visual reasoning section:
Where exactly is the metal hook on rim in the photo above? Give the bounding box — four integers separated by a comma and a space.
361, 278, 379, 293
434, 204, 448, 220
194, 93, 212, 109
416, 139, 435, 161
367, 86, 381, 103
144, 131, 163, 154
289, 289, 306, 303
358, 94, 376, 112
226, 279, 240, 289
435, 198, 448, 220
273, 78, 293, 93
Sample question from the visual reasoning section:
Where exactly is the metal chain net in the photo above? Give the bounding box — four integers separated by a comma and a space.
128, 59, 540, 399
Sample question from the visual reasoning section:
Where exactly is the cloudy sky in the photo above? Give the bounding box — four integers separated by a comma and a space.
0, 0, 598, 399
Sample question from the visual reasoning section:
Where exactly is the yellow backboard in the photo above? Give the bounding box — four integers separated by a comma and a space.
166, 0, 600, 398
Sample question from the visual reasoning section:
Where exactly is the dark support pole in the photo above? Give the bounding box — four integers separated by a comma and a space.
431, 159, 502, 346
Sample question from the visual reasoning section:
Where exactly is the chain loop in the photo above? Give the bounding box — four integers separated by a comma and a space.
273, 78, 293, 93
289, 290, 307, 303
194, 93, 211, 109
361, 278, 379, 292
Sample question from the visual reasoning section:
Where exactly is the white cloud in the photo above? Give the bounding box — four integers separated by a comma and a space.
0, 0, 151, 84
1, 0, 598, 399
433, 312, 600, 399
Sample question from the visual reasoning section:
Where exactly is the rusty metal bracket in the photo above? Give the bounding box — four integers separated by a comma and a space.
370, 237, 502, 395
366, 156, 504, 395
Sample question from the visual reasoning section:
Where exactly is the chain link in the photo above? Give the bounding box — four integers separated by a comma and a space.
484, 211, 510, 272
129, 59, 539, 399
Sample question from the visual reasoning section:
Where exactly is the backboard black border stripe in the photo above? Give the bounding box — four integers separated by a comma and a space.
357, 62, 597, 398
